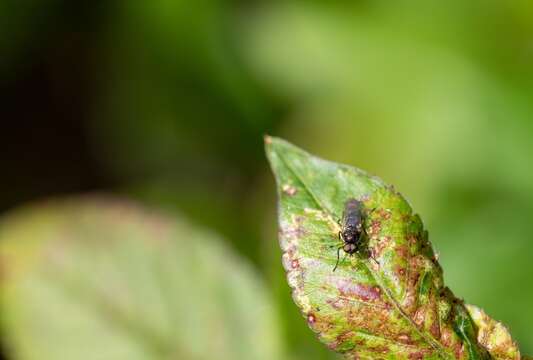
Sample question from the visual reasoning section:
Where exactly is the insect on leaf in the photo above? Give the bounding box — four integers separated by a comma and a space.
265, 136, 520, 360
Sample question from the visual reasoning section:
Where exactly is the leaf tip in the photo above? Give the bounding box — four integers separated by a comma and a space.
263, 136, 302, 158
264, 135, 287, 166
264, 134, 273, 145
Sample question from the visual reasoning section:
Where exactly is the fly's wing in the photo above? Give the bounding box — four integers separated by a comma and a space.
342, 199, 362, 230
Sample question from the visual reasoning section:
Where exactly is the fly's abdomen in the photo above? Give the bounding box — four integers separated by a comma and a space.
342, 198, 363, 227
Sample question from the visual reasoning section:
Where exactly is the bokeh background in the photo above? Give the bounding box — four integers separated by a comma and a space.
2, 1, 533, 359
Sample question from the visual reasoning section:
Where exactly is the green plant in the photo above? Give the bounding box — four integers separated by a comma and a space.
265, 136, 521, 360
0, 137, 526, 360
0, 197, 282, 360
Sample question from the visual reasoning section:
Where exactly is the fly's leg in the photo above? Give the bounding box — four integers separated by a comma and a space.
333, 246, 342, 272
333, 245, 352, 271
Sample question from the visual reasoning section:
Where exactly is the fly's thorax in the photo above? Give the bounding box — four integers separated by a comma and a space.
341, 230, 354, 242
341, 226, 362, 243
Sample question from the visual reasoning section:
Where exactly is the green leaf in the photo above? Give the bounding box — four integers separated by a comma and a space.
0, 196, 282, 360
265, 136, 520, 360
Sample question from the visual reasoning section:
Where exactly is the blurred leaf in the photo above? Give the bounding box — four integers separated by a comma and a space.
0, 196, 283, 360
265, 136, 519, 359
127, 179, 263, 265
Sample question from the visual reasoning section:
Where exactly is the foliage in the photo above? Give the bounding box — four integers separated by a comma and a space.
266, 136, 520, 359
0, 197, 282, 360
2, 1, 533, 359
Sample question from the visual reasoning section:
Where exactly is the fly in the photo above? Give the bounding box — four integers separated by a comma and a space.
333, 198, 377, 271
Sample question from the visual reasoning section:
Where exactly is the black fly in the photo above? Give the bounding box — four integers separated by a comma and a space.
333, 198, 377, 271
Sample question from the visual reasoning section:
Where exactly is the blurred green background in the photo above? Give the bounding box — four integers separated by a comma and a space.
1, 1, 533, 359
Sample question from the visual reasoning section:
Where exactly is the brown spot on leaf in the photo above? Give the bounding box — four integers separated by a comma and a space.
401, 266, 422, 313
430, 320, 441, 339
369, 345, 390, 354
370, 220, 382, 235
400, 213, 414, 225
327, 342, 337, 351
455, 343, 465, 359
373, 236, 392, 257
397, 334, 414, 345
282, 253, 300, 272
281, 223, 307, 240
282, 184, 298, 196
344, 304, 398, 341
337, 280, 382, 301
413, 308, 426, 326
408, 352, 424, 360
336, 330, 356, 345
396, 245, 410, 260
307, 313, 316, 324
441, 327, 453, 347
327, 298, 347, 310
